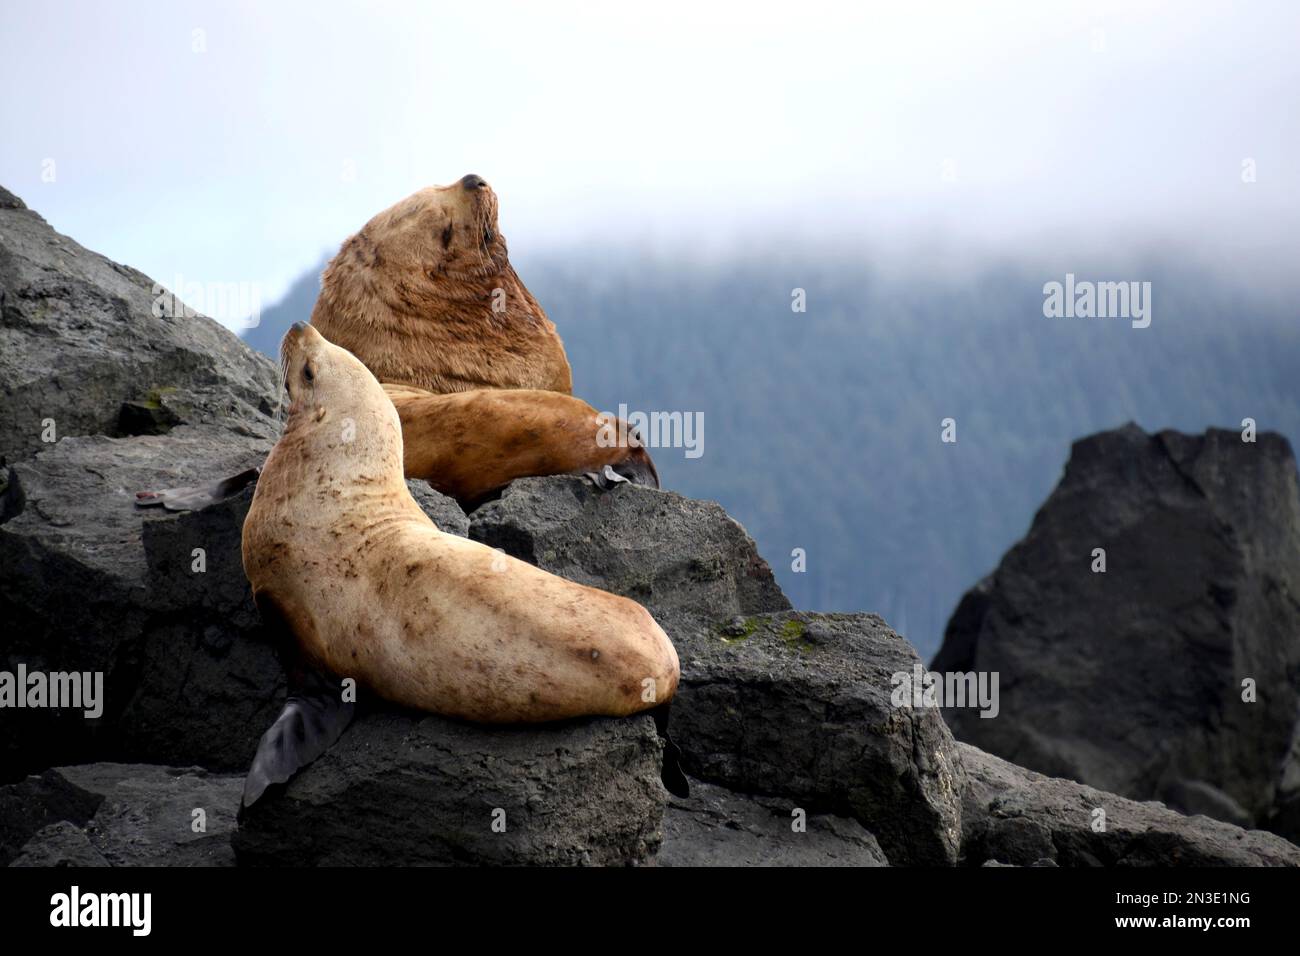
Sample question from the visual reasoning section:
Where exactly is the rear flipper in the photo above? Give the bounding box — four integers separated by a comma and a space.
135, 466, 260, 511
240, 664, 355, 813
240, 591, 355, 814
651, 702, 690, 798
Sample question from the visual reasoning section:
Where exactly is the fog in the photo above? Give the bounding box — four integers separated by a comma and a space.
2, 0, 1297, 327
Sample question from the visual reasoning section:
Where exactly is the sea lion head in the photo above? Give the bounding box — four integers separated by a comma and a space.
310, 175, 571, 394
361, 174, 508, 280
278, 321, 404, 476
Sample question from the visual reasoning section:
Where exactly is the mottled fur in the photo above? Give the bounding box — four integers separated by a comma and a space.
243, 324, 679, 722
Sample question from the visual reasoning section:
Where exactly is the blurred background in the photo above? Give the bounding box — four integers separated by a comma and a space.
2, 0, 1297, 655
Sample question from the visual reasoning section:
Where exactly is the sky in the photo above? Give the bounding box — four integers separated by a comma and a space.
1, 0, 1297, 328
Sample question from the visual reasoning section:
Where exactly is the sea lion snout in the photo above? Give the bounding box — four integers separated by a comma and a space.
283, 320, 320, 352
459, 173, 488, 191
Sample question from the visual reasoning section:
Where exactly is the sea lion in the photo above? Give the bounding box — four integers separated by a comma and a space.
240, 323, 683, 807
139, 175, 655, 512
384, 383, 658, 508
310, 174, 573, 395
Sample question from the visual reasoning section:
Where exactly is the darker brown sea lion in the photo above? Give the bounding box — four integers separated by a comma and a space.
138, 176, 660, 513
310, 174, 573, 395
239, 323, 683, 808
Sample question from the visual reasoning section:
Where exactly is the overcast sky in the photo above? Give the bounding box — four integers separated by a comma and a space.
2, 0, 1297, 327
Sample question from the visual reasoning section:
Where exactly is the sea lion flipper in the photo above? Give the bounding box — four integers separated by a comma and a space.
651, 702, 690, 798
241, 669, 355, 810
135, 466, 260, 511
241, 591, 355, 811
584, 459, 660, 492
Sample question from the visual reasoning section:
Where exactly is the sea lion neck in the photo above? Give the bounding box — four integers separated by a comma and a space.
275, 399, 408, 495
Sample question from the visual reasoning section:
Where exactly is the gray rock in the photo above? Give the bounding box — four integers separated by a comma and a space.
659, 777, 888, 866
959, 743, 1300, 866
10, 822, 109, 867
672, 611, 963, 865
933, 424, 1300, 841
468, 476, 791, 634
0, 768, 104, 865
3, 763, 241, 866
471, 478, 959, 865
55, 763, 240, 866
0, 188, 281, 464
0, 428, 279, 777
234, 712, 665, 866
1159, 779, 1253, 830
406, 480, 469, 537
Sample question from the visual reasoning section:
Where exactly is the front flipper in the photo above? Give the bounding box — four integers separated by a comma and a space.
240, 591, 354, 812
135, 466, 260, 511
584, 463, 631, 490
583, 447, 659, 491
651, 702, 690, 798
241, 666, 354, 810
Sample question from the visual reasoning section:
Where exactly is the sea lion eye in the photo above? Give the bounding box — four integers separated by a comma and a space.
303, 364, 314, 383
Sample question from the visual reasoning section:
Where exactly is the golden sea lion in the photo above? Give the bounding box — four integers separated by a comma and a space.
310, 174, 573, 395
137, 175, 658, 513
239, 324, 682, 807
384, 383, 658, 509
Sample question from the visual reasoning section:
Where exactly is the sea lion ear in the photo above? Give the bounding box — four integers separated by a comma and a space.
240, 592, 356, 813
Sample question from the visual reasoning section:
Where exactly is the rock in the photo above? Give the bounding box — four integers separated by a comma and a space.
0, 413, 474, 780
54, 763, 240, 866
468, 476, 791, 635
0, 188, 281, 464
0, 428, 280, 777
471, 479, 958, 865
659, 777, 888, 866
407, 480, 469, 537
2, 763, 240, 867
0, 185, 290, 778
10, 822, 109, 867
933, 424, 1300, 841
959, 743, 1300, 866
1159, 780, 1253, 830
0, 768, 104, 865
671, 610, 963, 865
234, 712, 665, 866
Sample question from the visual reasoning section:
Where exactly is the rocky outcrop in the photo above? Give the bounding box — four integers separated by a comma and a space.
933, 424, 1300, 842
3, 187, 1295, 867
0, 186, 281, 465
472, 480, 962, 864
2, 763, 240, 867
235, 712, 665, 866
671, 611, 962, 865
959, 744, 1300, 867
470, 474, 792, 631
660, 778, 888, 866
0, 188, 472, 780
